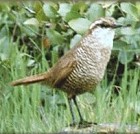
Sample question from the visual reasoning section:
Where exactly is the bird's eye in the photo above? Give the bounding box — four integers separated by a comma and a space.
100, 23, 109, 28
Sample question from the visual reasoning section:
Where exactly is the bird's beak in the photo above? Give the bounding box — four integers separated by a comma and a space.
113, 22, 131, 28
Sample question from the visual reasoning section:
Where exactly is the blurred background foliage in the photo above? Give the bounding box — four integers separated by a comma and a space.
0, 0, 140, 101
0, 1, 140, 132
0, 1, 140, 76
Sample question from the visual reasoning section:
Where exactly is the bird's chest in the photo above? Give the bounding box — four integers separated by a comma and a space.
62, 46, 111, 95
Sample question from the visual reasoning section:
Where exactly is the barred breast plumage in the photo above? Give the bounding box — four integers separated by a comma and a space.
61, 28, 113, 97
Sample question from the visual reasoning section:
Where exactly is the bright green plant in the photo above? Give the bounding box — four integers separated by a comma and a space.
0, 1, 140, 133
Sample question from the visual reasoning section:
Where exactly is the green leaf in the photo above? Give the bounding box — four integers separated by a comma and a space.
65, 11, 81, 22
120, 2, 139, 21
20, 25, 39, 37
36, 8, 47, 21
113, 40, 129, 51
86, 3, 105, 22
0, 26, 9, 39
106, 4, 117, 17
68, 18, 91, 34
58, 3, 71, 17
43, 4, 58, 19
64, 2, 87, 22
46, 29, 64, 45
71, 2, 87, 13
0, 3, 10, 12
120, 27, 136, 35
117, 17, 133, 26
27, 59, 36, 67
0, 53, 7, 61
24, 18, 39, 26
70, 34, 82, 48
0, 37, 10, 58
118, 50, 134, 64
33, 1, 43, 13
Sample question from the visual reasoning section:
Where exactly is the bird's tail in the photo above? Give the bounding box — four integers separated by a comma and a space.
11, 73, 48, 86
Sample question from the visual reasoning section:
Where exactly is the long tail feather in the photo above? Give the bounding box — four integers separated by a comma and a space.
11, 73, 48, 86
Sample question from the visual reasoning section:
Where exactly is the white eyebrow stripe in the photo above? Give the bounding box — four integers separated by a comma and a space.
89, 20, 102, 30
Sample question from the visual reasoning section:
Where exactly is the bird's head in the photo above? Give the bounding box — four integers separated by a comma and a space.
89, 17, 122, 30
87, 17, 123, 49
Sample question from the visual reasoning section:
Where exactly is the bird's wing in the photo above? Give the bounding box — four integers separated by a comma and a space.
48, 51, 77, 88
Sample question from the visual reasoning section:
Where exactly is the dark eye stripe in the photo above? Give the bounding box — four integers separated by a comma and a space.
100, 24, 110, 28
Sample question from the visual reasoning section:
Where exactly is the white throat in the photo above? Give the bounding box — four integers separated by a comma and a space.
91, 27, 115, 49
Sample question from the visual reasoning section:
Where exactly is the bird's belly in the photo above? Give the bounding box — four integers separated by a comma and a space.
62, 63, 98, 93
61, 47, 111, 96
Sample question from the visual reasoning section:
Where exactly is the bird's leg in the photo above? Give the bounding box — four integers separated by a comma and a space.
72, 96, 84, 123
68, 96, 83, 126
73, 96, 96, 128
68, 96, 96, 128
68, 98, 76, 126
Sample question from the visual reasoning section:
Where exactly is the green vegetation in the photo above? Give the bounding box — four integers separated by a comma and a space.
0, 1, 140, 133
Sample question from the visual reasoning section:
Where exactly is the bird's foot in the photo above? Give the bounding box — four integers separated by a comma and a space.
69, 122, 78, 127
78, 120, 97, 128
69, 120, 97, 128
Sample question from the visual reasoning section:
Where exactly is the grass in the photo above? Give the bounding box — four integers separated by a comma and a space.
0, 1, 140, 133
0, 42, 140, 133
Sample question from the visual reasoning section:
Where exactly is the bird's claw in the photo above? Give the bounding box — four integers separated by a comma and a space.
69, 120, 97, 128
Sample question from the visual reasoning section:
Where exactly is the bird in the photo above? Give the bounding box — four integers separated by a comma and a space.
11, 17, 123, 127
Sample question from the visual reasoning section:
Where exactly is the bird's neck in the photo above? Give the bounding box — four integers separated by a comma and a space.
82, 27, 115, 49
